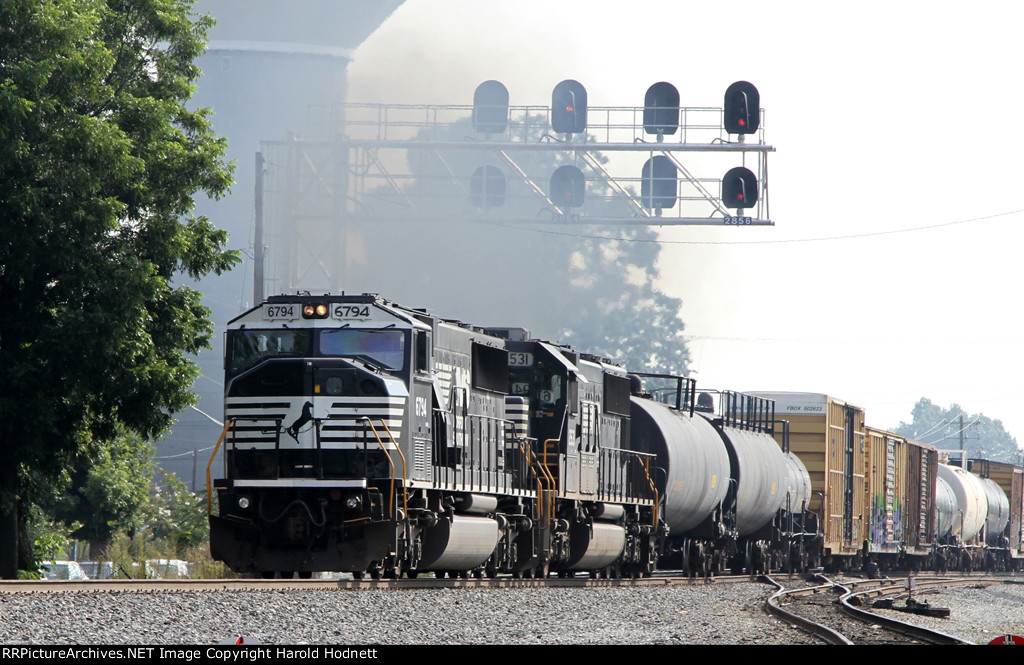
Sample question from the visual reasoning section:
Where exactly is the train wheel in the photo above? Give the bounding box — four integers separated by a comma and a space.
351, 571, 363, 580
297, 571, 312, 579
279, 571, 294, 579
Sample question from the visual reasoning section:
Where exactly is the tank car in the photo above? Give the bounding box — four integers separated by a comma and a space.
966, 458, 1024, 571
627, 379, 816, 576
934, 462, 990, 571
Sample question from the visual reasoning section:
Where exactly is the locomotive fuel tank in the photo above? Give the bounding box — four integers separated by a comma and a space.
419, 515, 502, 571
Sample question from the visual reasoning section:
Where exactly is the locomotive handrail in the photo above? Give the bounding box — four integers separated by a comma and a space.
774, 419, 791, 454
639, 454, 660, 528
205, 419, 233, 515
539, 438, 559, 525
359, 417, 401, 519
467, 412, 519, 493
518, 442, 543, 521
520, 440, 556, 526
630, 373, 696, 415
376, 419, 409, 519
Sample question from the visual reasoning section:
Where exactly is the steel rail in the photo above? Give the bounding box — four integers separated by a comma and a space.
838, 577, 993, 645
763, 576, 853, 645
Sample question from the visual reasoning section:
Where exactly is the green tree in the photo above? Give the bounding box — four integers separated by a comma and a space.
894, 397, 1023, 464
44, 431, 156, 557
149, 470, 209, 557
0, 0, 236, 578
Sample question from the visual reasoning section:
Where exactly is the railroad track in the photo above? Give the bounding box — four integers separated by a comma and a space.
764, 574, 999, 644
0, 571, 763, 594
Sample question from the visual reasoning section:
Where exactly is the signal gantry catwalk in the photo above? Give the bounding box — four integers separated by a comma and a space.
261, 79, 775, 228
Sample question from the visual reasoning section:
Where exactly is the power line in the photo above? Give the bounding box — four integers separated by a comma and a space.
494, 208, 1024, 246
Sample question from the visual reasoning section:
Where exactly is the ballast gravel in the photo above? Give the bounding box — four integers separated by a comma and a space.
1, 579, 1021, 645
1, 583, 814, 645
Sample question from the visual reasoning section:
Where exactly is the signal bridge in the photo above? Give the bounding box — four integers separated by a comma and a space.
254, 81, 774, 297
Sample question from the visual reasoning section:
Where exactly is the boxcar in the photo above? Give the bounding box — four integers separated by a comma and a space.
752, 392, 866, 570
863, 427, 938, 570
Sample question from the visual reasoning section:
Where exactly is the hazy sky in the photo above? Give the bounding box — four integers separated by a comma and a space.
344, 0, 1024, 450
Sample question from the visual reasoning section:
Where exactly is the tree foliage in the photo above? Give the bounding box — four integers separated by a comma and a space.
44, 431, 156, 554
894, 398, 1023, 464
0, 0, 237, 577
149, 470, 209, 557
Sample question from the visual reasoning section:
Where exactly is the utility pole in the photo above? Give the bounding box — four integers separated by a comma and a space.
254, 151, 265, 305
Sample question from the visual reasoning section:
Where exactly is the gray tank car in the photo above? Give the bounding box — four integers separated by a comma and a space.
626, 377, 816, 575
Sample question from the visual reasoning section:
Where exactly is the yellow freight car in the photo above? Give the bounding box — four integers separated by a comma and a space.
863, 427, 939, 570
752, 392, 866, 570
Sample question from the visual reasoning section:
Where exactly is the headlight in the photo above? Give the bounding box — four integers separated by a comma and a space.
302, 303, 329, 319
345, 495, 362, 510
237, 496, 251, 510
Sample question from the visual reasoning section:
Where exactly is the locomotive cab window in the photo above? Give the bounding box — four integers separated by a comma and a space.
319, 328, 407, 371
228, 329, 312, 375
415, 330, 430, 373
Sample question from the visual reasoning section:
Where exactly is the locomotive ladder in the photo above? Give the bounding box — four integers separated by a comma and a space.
520, 440, 557, 528
360, 417, 409, 520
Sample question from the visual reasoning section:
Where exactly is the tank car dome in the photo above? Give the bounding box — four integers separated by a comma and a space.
695, 392, 715, 413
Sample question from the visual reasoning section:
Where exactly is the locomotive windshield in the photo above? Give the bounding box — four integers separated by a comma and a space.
319, 328, 406, 370
229, 329, 312, 373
